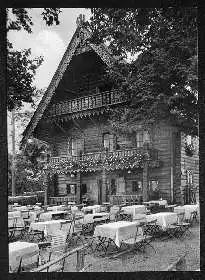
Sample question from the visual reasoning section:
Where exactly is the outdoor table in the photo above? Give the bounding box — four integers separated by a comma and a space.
39, 211, 67, 221
13, 206, 28, 211
82, 205, 101, 214
121, 205, 146, 218
8, 216, 25, 228
8, 211, 21, 218
9, 241, 39, 272
94, 220, 141, 248
29, 219, 72, 236
47, 205, 65, 212
83, 212, 110, 224
146, 212, 177, 230
174, 204, 199, 220
148, 200, 168, 206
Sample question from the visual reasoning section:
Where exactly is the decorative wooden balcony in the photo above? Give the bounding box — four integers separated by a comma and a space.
48, 147, 160, 174
47, 89, 128, 117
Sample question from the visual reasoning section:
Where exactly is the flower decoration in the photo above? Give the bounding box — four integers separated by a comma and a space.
185, 142, 195, 156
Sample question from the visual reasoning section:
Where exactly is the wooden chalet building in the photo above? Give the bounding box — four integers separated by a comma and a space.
22, 16, 199, 206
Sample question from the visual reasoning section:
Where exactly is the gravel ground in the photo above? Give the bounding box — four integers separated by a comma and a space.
18, 222, 200, 272
64, 223, 200, 272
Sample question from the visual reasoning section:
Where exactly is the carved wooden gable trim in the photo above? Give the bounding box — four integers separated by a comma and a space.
22, 26, 117, 147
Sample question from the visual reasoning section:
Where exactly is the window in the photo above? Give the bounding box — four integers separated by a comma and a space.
132, 181, 142, 193
187, 170, 193, 185
149, 180, 159, 192
67, 184, 76, 195
69, 138, 84, 156
103, 133, 114, 151
136, 131, 150, 148
81, 184, 87, 195
110, 179, 116, 195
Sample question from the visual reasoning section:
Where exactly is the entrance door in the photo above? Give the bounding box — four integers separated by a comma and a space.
97, 179, 102, 204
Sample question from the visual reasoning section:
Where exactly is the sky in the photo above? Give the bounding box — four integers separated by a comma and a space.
7, 8, 92, 153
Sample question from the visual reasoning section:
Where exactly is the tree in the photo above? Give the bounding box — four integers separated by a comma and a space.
88, 8, 198, 135
8, 153, 44, 196
7, 8, 61, 110
7, 8, 61, 195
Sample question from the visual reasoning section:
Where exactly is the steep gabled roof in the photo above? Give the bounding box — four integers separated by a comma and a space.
21, 24, 117, 148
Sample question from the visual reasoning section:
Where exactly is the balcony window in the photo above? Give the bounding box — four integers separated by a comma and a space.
136, 130, 151, 148
68, 138, 84, 156
103, 133, 114, 151
132, 181, 142, 193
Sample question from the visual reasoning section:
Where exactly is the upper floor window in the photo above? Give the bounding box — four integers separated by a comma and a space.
68, 138, 84, 156
136, 130, 151, 148
103, 133, 114, 151
187, 170, 193, 185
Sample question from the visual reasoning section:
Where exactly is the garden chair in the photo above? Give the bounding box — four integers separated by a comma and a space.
118, 211, 132, 222
109, 205, 121, 222
39, 230, 68, 272
8, 217, 17, 242
17, 250, 40, 273
121, 223, 156, 253
67, 214, 93, 246
143, 219, 160, 239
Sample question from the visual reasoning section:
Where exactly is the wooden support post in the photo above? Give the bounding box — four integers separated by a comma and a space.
76, 249, 85, 272
142, 162, 149, 202
76, 172, 81, 204
101, 168, 107, 203
43, 174, 49, 207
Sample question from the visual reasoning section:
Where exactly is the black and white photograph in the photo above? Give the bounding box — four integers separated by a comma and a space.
7, 7, 199, 272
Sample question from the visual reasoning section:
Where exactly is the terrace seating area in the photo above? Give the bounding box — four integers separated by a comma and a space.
8, 199, 199, 272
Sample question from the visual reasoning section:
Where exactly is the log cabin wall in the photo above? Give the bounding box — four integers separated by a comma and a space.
180, 132, 199, 203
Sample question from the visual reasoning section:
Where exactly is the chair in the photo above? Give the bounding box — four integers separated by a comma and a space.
40, 230, 68, 272
17, 250, 40, 273
109, 206, 121, 222
118, 212, 132, 222
8, 217, 17, 241
121, 224, 156, 253
175, 212, 192, 238
144, 219, 160, 239
67, 214, 91, 246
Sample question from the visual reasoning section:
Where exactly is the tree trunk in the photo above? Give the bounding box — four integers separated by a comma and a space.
11, 109, 16, 196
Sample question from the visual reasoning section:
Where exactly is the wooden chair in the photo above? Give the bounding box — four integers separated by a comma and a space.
17, 250, 40, 273
121, 224, 156, 253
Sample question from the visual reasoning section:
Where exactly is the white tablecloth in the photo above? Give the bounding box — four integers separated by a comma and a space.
83, 212, 109, 224
148, 200, 168, 206
29, 219, 71, 236
8, 211, 21, 218
121, 205, 146, 217
39, 211, 67, 221
146, 212, 177, 230
174, 204, 199, 220
94, 221, 141, 247
47, 205, 65, 212
8, 217, 25, 228
82, 205, 101, 214
9, 241, 39, 272
13, 206, 28, 211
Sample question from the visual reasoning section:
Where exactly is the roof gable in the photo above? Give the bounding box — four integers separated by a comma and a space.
21, 25, 116, 148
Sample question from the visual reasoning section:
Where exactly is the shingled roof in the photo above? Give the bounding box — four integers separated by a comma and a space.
21, 21, 118, 148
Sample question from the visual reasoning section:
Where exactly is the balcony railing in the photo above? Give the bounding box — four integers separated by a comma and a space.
49, 147, 158, 166
47, 90, 128, 117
